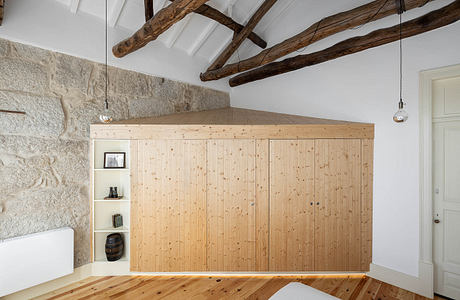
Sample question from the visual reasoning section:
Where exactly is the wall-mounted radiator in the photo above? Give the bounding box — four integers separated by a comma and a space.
0, 228, 74, 297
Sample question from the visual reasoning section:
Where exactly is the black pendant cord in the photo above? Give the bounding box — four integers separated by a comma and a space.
399, 11, 403, 105
105, 0, 109, 110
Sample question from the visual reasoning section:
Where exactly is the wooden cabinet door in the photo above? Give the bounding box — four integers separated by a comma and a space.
269, 140, 315, 271
206, 140, 269, 271
314, 139, 362, 271
130, 140, 207, 272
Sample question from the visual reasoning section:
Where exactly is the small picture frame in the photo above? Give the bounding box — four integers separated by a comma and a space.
104, 152, 126, 169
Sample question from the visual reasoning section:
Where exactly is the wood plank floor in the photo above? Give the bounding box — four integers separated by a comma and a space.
34, 275, 441, 300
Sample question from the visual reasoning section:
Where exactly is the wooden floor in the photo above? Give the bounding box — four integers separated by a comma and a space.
34, 275, 441, 300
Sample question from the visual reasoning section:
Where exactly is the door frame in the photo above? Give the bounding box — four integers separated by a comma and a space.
419, 63, 460, 296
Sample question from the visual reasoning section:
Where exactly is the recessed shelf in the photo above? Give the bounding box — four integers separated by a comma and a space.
94, 258, 129, 262
94, 227, 129, 233
94, 199, 130, 202
94, 168, 130, 171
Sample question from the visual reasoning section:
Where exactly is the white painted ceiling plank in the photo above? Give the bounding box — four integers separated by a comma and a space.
69, 0, 80, 14
109, 0, 126, 27
188, 21, 219, 56
164, 14, 192, 48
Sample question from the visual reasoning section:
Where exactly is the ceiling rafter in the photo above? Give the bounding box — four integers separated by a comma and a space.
112, 0, 210, 58
0, 0, 3, 26
168, 0, 267, 49
229, 0, 460, 87
207, 0, 265, 63
206, 0, 277, 72
144, 0, 154, 21
201, 0, 437, 82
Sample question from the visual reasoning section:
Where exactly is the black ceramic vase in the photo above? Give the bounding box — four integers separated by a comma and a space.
105, 233, 124, 261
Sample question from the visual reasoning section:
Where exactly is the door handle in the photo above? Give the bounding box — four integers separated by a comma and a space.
434, 219, 440, 224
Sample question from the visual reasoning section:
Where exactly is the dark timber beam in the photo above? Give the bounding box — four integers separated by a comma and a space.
170, 0, 267, 49
144, 0, 154, 21
113, 0, 210, 58
0, 0, 4, 26
201, 0, 436, 81
229, 0, 460, 87
206, 0, 277, 71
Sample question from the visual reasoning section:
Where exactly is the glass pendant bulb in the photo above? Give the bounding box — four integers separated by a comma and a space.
99, 99, 112, 123
393, 99, 408, 123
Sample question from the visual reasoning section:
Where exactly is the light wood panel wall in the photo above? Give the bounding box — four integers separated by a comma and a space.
206, 140, 258, 271
361, 139, 374, 270
269, 140, 315, 271
314, 139, 362, 271
130, 140, 207, 272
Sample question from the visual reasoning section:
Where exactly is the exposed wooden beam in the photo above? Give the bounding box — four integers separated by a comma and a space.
145, 0, 154, 21
0, 0, 3, 26
169, 0, 267, 49
112, 0, 210, 58
201, 0, 436, 81
229, 0, 460, 87
69, 0, 80, 14
206, 0, 277, 71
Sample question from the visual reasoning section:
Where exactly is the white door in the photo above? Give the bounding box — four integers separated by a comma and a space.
433, 76, 460, 299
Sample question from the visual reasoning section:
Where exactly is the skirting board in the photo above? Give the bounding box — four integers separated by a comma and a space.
367, 261, 434, 299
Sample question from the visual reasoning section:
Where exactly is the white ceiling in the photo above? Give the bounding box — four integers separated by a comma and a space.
52, 0, 298, 64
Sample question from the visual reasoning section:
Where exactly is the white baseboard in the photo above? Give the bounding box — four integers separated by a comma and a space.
3, 264, 92, 300
367, 261, 434, 299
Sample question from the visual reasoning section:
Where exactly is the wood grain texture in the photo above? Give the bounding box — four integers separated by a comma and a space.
200, 0, 435, 81
35, 275, 437, 300
130, 140, 207, 272
112, 0, 210, 58
206, 0, 277, 71
206, 140, 258, 271
229, 0, 460, 86
269, 140, 315, 271
169, 0, 267, 48
314, 139, 362, 271
361, 139, 374, 271
144, 0, 154, 21
0, 0, 3, 26
91, 108, 374, 140
255, 140, 269, 271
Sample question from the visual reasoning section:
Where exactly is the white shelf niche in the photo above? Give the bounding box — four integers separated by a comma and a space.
94, 201, 130, 232
93, 171, 130, 201
94, 140, 130, 169
94, 232, 129, 262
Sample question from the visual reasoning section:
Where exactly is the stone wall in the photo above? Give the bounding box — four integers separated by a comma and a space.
0, 38, 229, 267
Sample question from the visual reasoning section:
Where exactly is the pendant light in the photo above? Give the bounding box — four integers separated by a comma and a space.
393, 1, 408, 123
99, 0, 113, 124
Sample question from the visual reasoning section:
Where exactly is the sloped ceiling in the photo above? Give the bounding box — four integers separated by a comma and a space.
52, 0, 299, 65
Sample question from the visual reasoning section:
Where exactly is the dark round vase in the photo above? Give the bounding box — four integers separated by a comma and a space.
105, 233, 124, 261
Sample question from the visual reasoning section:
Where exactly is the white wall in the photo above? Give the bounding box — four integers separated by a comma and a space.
0, 0, 229, 92
231, 0, 460, 277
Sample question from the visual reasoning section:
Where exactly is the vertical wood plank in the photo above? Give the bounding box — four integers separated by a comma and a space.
130, 140, 206, 272
255, 139, 269, 271
206, 140, 257, 271
269, 140, 315, 271
129, 140, 139, 271
361, 139, 374, 271
314, 139, 362, 271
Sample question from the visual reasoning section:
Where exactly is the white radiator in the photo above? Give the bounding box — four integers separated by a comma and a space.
0, 227, 74, 297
